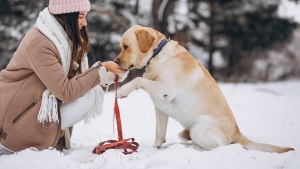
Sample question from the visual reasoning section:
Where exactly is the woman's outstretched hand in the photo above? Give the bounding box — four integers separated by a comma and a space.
92, 61, 129, 87
101, 61, 126, 75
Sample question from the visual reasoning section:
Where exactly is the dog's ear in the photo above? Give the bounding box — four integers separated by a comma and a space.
135, 29, 155, 53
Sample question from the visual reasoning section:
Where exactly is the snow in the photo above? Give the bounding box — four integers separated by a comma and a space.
1, 80, 299, 169
138, 0, 152, 13
278, 0, 300, 23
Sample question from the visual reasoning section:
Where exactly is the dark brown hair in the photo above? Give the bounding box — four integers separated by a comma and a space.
53, 12, 90, 77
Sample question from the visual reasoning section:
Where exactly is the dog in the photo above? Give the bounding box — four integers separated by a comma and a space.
114, 25, 294, 153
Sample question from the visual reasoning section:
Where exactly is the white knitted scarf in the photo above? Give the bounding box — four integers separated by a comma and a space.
35, 8, 104, 124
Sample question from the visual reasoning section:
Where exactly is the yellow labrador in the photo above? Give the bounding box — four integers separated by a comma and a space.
115, 25, 293, 153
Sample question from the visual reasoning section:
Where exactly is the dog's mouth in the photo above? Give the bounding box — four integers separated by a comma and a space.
114, 60, 133, 71
128, 64, 135, 70
120, 64, 135, 71
119, 67, 128, 71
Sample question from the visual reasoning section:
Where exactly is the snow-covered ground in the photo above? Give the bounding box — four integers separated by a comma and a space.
0, 80, 299, 169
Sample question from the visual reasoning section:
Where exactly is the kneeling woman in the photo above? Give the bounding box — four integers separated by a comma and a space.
0, 0, 127, 155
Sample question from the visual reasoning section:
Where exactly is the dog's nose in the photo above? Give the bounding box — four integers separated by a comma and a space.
114, 58, 119, 64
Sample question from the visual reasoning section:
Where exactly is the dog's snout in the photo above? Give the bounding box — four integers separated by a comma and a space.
114, 58, 120, 64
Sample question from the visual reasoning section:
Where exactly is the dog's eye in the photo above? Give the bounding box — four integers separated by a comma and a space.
123, 44, 128, 50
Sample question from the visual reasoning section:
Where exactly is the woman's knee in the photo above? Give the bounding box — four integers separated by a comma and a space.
60, 89, 97, 129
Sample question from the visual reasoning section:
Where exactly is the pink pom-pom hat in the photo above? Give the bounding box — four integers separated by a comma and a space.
48, 0, 91, 14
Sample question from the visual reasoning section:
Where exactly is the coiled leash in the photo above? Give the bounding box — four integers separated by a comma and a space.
92, 76, 139, 155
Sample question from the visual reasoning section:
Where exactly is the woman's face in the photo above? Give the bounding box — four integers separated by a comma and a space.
78, 11, 88, 30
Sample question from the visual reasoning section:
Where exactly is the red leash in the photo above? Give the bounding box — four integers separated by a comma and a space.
92, 76, 139, 155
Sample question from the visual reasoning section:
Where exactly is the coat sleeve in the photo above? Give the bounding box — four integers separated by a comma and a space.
27, 38, 100, 103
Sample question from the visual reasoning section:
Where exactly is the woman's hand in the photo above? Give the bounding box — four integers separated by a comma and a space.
92, 61, 129, 87
101, 61, 126, 75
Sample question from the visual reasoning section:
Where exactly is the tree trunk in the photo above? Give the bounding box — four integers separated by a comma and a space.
208, 1, 215, 76
152, 0, 175, 35
227, 40, 235, 78
0, 0, 11, 15
134, 0, 139, 15
152, 0, 161, 30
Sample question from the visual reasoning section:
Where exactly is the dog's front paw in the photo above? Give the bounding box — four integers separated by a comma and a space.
117, 87, 130, 98
117, 84, 134, 98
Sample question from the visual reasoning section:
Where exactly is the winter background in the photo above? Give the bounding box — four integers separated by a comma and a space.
1, 0, 300, 168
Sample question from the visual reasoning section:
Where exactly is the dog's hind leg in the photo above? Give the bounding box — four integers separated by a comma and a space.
178, 129, 191, 141
153, 107, 169, 148
190, 121, 230, 150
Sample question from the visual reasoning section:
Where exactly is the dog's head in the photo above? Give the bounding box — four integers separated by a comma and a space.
115, 25, 166, 70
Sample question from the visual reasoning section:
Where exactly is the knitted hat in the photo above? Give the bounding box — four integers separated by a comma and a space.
48, 0, 91, 14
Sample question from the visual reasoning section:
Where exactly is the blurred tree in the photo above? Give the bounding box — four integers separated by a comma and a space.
1, 0, 299, 81
152, 0, 175, 36
0, 0, 47, 69
0, 0, 11, 16
186, 0, 298, 79
88, 0, 145, 63
151, 0, 191, 48
88, 0, 147, 83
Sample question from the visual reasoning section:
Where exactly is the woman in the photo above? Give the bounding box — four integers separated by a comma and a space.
0, 0, 127, 155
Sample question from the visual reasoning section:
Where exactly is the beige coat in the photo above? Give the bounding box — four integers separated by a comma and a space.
0, 28, 100, 152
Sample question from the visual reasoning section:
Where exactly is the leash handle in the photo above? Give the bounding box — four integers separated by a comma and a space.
92, 75, 139, 155
114, 76, 123, 140
92, 138, 139, 155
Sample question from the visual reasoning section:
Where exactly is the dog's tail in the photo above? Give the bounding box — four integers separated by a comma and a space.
236, 133, 294, 153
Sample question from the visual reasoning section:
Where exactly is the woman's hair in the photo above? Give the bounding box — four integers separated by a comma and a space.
53, 12, 90, 77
